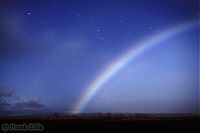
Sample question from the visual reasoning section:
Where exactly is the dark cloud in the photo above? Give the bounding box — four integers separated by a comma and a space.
0, 102, 10, 107
14, 100, 44, 110
0, 87, 44, 116
0, 89, 14, 97
0, 101, 11, 115
0, 88, 14, 114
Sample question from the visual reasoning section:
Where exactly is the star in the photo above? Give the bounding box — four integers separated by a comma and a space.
27, 12, 31, 15
96, 29, 101, 32
100, 37, 104, 40
97, 36, 104, 41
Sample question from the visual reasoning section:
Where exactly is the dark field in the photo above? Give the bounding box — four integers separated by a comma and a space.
0, 114, 200, 132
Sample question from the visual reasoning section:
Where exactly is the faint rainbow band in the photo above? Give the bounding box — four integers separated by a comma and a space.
71, 20, 198, 114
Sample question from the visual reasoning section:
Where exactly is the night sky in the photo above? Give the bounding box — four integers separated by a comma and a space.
0, 0, 199, 115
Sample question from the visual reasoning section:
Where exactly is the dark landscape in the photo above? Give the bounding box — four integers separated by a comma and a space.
1, 113, 200, 132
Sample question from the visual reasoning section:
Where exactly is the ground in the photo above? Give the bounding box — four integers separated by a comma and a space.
0, 114, 199, 132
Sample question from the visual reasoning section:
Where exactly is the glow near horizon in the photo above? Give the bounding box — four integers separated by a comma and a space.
71, 21, 197, 114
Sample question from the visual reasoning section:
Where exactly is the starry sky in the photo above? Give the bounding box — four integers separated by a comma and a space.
0, 0, 199, 115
